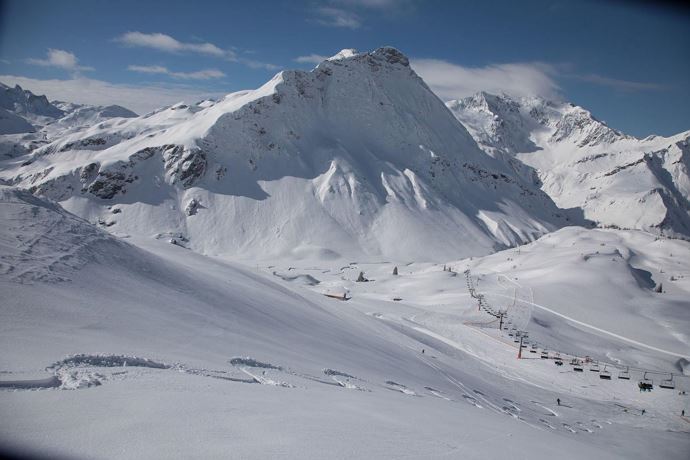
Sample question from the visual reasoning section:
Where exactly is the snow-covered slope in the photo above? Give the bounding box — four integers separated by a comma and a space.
0, 49, 570, 262
448, 92, 690, 238
0, 107, 35, 134
1, 187, 688, 459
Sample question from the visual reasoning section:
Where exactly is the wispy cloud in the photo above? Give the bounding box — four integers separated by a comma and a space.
294, 54, 329, 65
411, 59, 561, 100
115, 32, 278, 70
127, 65, 226, 80
241, 60, 280, 71
572, 73, 667, 92
116, 32, 233, 59
26, 49, 94, 73
314, 7, 362, 28
311, 0, 415, 28
0, 74, 224, 115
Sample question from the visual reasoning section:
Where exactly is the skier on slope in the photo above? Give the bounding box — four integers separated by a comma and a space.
557, 398, 561, 406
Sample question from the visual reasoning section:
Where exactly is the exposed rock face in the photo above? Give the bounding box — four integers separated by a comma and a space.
185, 198, 201, 216
163, 146, 207, 188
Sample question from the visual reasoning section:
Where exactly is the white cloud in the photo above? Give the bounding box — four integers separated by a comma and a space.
115, 32, 278, 70
294, 54, 329, 65
116, 32, 232, 59
410, 59, 561, 101
0, 74, 224, 115
26, 49, 94, 72
127, 65, 226, 80
315, 7, 362, 28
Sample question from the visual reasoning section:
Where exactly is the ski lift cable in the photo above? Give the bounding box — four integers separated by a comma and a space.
465, 270, 689, 381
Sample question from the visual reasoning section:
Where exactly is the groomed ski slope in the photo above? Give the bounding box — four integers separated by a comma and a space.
0, 187, 689, 459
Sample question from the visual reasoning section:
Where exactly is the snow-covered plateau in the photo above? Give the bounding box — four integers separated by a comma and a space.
0, 48, 688, 459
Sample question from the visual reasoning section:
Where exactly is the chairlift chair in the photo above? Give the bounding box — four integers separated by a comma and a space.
540, 351, 548, 359
618, 367, 630, 380
529, 344, 537, 353
571, 359, 583, 372
659, 375, 675, 389
599, 365, 611, 380
590, 362, 600, 372
638, 372, 653, 392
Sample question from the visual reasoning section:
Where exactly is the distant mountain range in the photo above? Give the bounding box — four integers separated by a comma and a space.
448, 92, 690, 237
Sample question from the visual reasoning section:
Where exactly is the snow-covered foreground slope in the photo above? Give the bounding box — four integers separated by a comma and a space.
1, 188, 689, 459
448, 92, 690, 238
0, 49, 571, 262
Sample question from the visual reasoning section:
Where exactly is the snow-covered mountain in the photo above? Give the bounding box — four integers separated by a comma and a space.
0, 82, 64, 123
0, 83, 138, 135
0, 48, 571, 261
448, 92, 690, 238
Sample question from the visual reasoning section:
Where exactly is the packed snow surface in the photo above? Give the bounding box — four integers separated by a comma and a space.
0, 185, 689, 459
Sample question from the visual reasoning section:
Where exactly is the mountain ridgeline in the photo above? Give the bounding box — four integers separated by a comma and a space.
0, 47, 688, 261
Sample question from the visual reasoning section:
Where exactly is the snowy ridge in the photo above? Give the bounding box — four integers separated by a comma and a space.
448, 92, 690, 237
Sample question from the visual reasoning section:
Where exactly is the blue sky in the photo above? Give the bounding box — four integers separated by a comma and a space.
0, 0, 688, 136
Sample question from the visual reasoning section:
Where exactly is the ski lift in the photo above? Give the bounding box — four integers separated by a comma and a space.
571, 359, 583, 372
554, 352, 563, 366
599, 365, 611, 380
618, 367, 630, 380
529, 344, 537, 353
540, 351, 548, 359
638, 372, 653, 392
590, 362, 600, 372
659, 374, 675, 389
